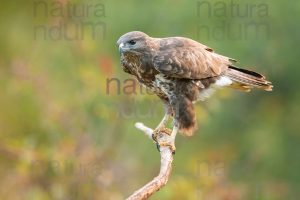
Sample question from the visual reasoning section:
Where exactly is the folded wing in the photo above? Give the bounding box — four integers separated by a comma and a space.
153, 38, 236, 79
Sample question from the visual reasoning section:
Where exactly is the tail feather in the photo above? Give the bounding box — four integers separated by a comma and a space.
226, 65, 273, 91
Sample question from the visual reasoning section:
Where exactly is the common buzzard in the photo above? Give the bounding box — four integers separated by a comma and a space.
117, 31, 272, 151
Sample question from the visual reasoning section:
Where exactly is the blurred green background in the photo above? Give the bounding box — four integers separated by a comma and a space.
0, 0, 299, 199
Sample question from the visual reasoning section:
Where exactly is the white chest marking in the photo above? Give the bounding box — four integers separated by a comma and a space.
154, 74, 172, 95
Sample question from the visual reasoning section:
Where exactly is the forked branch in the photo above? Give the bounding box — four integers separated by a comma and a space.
126, 123, 175, 200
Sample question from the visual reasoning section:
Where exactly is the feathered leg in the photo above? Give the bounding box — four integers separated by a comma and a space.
154, 103, 178, 154
152, 105, 172, 142
158, 124, 178, 154
154, 93, 196, 153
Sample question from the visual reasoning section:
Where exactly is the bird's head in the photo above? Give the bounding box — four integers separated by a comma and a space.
117, 31, 150, 54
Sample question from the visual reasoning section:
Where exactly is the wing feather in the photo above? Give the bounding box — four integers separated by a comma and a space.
153, 37, 235, 79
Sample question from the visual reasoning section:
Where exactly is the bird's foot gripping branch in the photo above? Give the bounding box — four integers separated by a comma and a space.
126, 123, 175, 200
152, 127, 176, 154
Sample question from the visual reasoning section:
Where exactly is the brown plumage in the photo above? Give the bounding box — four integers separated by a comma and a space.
117, 31, 273, 136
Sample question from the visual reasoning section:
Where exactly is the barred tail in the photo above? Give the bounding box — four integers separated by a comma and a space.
226, 65, 273, 92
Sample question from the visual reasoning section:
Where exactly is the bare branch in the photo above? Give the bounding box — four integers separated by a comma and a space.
126, 123, 174, 200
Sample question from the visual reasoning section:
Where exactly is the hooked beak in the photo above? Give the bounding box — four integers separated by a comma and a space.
118, 43, 124, 53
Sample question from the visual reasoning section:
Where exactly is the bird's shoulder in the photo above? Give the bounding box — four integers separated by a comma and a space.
151, 37, 235, 79
156, 36, 212, 52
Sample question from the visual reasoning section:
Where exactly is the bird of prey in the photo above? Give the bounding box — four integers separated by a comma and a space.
117, 31, 272, 152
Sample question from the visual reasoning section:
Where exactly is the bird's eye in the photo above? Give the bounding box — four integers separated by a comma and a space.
128, 40, 136, 45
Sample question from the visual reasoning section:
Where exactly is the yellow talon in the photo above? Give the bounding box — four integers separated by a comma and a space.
159, 142, 176, 154
152, 127, 171, 142
152, 127, 174, 153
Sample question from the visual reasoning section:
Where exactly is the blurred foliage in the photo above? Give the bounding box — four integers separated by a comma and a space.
0, 0, 299, 199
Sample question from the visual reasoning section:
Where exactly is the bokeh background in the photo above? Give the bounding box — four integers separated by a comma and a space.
1, 0, 300, 199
